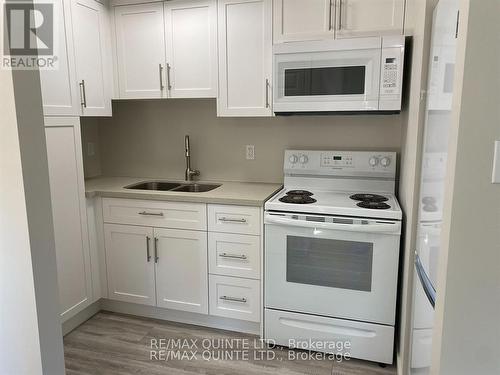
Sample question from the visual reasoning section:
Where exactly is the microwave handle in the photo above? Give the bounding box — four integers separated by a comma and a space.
265, 215, 401, 234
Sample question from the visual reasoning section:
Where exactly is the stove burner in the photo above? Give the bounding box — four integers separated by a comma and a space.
357, 201, 391, 210
350, 193, 389, 203
279, 195, 317, 204
286, 190, 314, 196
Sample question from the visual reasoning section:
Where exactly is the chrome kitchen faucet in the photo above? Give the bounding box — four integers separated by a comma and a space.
184, 135, 200, 181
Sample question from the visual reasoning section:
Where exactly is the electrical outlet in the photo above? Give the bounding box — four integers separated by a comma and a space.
87, 142, 95, 157
246, 145, 255, 160
492, 141, 500, 183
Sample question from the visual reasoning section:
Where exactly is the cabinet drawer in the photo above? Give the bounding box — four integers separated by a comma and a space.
209, 233, 260, 279
209, 275, 260, 322
208, 205, 261, 235
103, 198, 206, 230
265, 309, 395, 364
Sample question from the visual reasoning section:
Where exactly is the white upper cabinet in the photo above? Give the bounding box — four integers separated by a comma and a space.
273, 0, 334, 43
44, 117, 92, 321
335, 0, 405, 38
72, 0, 113, 116
164, 0, 217, 98
217, 0, 273, 117
154, 228, 208, 314
114, 3, 167, 99
40, 0, 80, 116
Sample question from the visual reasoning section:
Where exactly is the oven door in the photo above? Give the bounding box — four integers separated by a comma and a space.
265, 213, 401, 325
273, 47, 381, 113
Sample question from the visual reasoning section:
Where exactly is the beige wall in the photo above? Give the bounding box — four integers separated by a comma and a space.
431, 1, 500, 373
81, 117, 102, 178
82, 99, 403, 183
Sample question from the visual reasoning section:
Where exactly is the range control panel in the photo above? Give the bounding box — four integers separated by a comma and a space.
284, 150, 397, 177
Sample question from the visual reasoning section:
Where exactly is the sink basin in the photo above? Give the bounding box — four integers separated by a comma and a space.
124, 181, 221, 193
124, 181, 182, 191
172, 183, 221, 193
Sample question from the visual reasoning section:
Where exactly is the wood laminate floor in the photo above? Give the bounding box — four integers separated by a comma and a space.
64, 312, 396, 375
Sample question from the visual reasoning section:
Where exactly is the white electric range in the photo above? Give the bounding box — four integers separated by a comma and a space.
264, 150, 402, 365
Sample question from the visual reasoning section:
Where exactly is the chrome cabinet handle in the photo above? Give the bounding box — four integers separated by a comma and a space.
79, 80, 87, 108
166, 63, 172, 90
146, 236, 151, 262
337, 0, 343, 30
219, 253, 248, 260
219, 217, 247, 223
138, 211, 164, 217
154, 238, 159, 263
328, 0, 333, 30
159, 64, 164, 91
220, 296, 247, 303
265, 79, 270, 108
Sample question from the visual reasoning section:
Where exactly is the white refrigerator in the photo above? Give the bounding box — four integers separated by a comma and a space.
410, 0, 460, 374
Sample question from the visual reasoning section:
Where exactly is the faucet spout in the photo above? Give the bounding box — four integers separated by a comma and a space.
184, 135, 200, 181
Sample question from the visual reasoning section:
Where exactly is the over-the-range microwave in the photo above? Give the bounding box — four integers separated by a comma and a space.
273, 36, 405, 114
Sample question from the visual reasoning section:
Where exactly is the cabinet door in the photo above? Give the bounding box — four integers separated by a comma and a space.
72, 0, 112, 116
335, 0, 405, 38
104, 224, 156, 306
217, 0, 272, 117
40, 0, 80, 116
164, 0, 217, 98
114, 3, 167, 99
44, 117, 92, 321
273, 0, 334, 43
154, 228, 208, 314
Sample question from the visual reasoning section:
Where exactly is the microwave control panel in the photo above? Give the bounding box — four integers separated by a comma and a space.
379, 37, 405, 111
383, 57, 399, 90
380, 44, 404, 97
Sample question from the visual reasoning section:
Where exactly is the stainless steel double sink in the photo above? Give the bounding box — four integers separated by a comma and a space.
124, 181, 221, 193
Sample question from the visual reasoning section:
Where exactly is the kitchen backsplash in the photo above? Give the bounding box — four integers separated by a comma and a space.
81, 99, 402, 183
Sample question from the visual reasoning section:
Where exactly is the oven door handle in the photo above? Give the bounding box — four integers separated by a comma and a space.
265, 215, 401, 234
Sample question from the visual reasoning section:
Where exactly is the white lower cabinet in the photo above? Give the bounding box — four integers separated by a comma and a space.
45, 117, 93, 321
208, 232, 260, 279
104, 224, 156, 306
209, 275, 260, 322
155, 228, 208, 314
102, 201, 263, 324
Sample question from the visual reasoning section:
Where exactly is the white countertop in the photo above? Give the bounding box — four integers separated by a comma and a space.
85, 176, 283, 207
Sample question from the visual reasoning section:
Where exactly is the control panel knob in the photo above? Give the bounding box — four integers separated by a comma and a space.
288, 154, 299, 164
299, 155, 309, 164
380, 157, 391, 167
369, 157, 379, 167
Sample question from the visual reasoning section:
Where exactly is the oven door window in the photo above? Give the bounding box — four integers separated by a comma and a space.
284, 66, 366, 97
286, 235, 373, 292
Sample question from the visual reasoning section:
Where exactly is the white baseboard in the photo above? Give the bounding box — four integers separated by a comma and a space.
100, 299, 261, 335
62, 300, 101, 336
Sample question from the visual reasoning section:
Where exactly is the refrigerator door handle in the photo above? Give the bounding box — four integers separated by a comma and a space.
415, 253, 436, 309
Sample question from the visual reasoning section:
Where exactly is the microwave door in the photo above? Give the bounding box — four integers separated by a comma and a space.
274, 48, 381, 112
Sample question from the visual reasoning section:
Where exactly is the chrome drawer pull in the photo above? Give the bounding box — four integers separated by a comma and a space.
139, 211, 164, 217
220, 296, 247, 303
219, 217, 247, 223
219, 253, 247, 260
